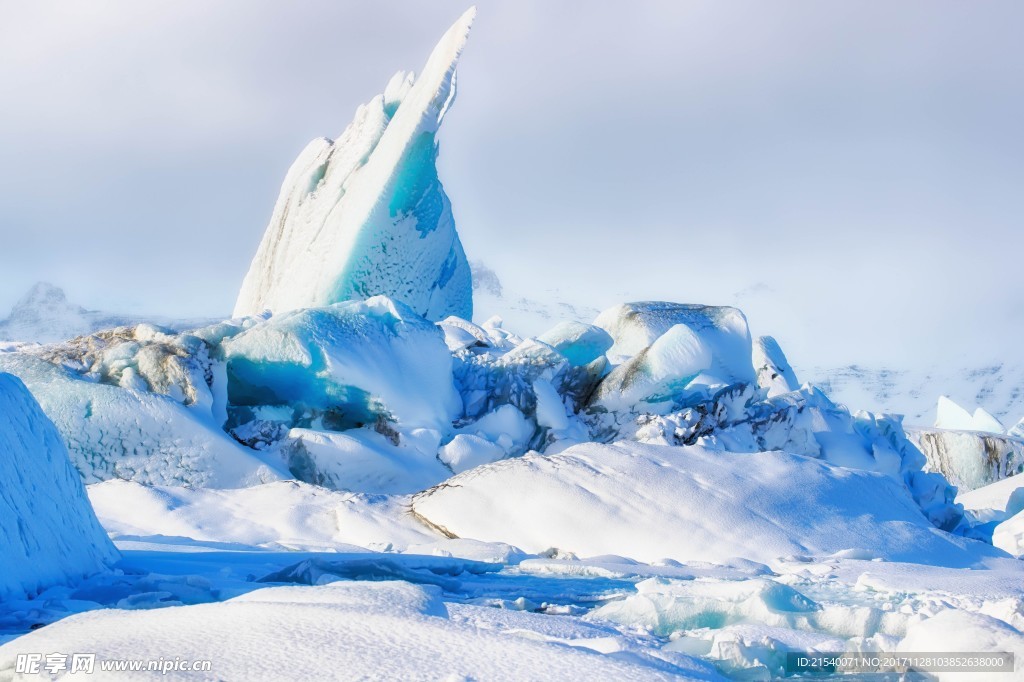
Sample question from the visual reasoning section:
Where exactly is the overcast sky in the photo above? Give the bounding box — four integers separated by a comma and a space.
1, 1, 1021, 369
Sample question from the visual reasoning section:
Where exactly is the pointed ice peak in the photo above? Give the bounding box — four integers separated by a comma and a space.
934, 395, 1006, 434
234, 8, 477, 321
972, 406, 1006, 434
935, 395, 977, 431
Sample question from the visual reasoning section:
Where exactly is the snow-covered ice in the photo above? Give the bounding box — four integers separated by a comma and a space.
0, 374, 118, 599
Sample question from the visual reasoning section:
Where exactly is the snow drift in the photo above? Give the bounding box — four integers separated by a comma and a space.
412, 441, 998, 567
0, 373, 118, 599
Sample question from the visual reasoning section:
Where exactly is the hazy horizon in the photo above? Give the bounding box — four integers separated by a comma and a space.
2, 1, 1021, 370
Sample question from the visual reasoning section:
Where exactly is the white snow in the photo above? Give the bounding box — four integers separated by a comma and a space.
412, 441, 1000, 567
0, 373, 118, 599
233, 9, 475, 322
87, 479, 437, 552
0, 581, 722, 681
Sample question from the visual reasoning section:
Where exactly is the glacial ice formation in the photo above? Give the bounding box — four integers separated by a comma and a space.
0, 373, 118, 598
907, 426, 1024, 491
0, 294, 965, 530
233, 9, 475, 322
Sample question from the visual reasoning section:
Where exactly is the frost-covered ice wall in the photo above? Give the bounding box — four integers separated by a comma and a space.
0, 373, 118, 599
233, 8, 475, 322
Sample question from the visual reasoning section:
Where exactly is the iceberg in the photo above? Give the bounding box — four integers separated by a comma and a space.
0, 373, 118, 599
233, 9, 475, 322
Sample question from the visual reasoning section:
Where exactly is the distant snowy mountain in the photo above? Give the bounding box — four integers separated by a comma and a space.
804, 362, 1024, 426
0, 283, 219, 344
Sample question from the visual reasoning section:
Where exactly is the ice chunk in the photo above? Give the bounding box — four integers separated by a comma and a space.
223, 297, 460, 432
752, 335, 799, 397
898, 609, 1024, 682
973, 406, 1006, 434
590, 324, 714, 412
0, 373, 118, 598
591, 577, 820, 636
936, 395, 976, 430
594, 302, 754, 383
412, 441, 998, 567
536, 322, 613, 368
0, 353, 280, 488
233, 9, 476, 322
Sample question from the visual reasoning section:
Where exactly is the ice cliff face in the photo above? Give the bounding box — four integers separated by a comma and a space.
233, 9, 475, 322
0, 373, 118, 599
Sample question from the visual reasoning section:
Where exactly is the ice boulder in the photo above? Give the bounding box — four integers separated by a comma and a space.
536, 322, 613, 368
590, 324, 716, 412
233, 9, 475, 322
223, 297, 460, 434
0, 352, 280, 487
594, 302, 754, 379
412, 441, 999, 567
752, 335, 799, 397
0, 373, 118, 599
